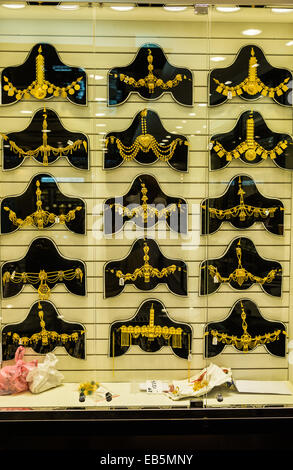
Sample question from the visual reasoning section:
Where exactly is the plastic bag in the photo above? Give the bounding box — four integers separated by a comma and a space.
0, 346, 38, 395
167, 363, 233, 400
26, 353, 64, 394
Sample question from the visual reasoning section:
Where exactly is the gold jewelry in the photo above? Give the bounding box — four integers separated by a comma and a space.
107, 241, 181, 283
119, 303, 183, 348
213, 47, 290, 99
2, 267, 83, 300
212, 112, 288, 162
202, 176, 282, 222
3, 46, 83, 101
112, 49, 191, 94
105, 109, 188, 162
1, 108, 87, 166
203, 239, 281, 287
109, 179, 183, 223
206, 301, 287, 352
3, 301, 84, 347
3, 179, 82, 229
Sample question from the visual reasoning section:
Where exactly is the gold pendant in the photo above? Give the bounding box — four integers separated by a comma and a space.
137, 134, 153, 149
235, 268, 247, 286
245, 148, 257, 161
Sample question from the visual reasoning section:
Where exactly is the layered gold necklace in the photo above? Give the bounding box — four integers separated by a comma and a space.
3, 45, 83, 101
213, 47, 290, 99
105, 109, 187, 162
1, 108, 87, 166
212, 112, 288, 162
119, 303, 183, 348
202, 176, 282, 222
3, 179, 82, 229
106, 241, 182, 284
112, 48, 190, 94
3, 302, 84, 348
109, 180, 183, 223
206, 301, 287, 352
203, 240, 281, 287
2, 267, 84, 300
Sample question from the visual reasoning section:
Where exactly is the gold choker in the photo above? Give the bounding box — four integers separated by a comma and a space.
3, 46, 83, 101
119, 303, 183, 348
105, 109, 187, 162
203, 240, 281, 287
112, 49, 190, 94
212, 112, 288, 162
202, 176, 281, 222
1, 108, 87, 166
4, 302, 84, 348
109, 180, 183, 223
213, 47, 290, 99
3, 179, 82, 229
206, 301, 286, 352
2, 267, 83, 300
107, 241, 181, 283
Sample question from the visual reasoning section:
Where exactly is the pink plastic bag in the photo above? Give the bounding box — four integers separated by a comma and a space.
0, 346, 38, 395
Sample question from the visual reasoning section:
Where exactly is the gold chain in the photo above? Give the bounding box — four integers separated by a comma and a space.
206, 301, 287, 352
2, 267, 83, 300
119, 303, 183, 347
105, 109, 188, 162
3, 301, 84, 347
212, 112, 288, 162
110, 180, 183, 223
3, 46, 83, 101
202, 176, 282, 222
107, 241, 182, 283
1, 108, 87, 166
213, 47, 290, 99
112, 48, 191, 94
4, 179, 82, 229
203, 239, 281, 287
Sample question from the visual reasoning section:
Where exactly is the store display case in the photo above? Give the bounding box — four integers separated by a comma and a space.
1, 1, 293, 451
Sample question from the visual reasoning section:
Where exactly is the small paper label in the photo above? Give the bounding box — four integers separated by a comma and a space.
227, 91, 233, 100
67, 140, 74, 145
119, 278, 125, 286
209, 142, 213, 150
55, 217, 60, 223
212, 336, 218, 345
146, 380, 164, 394
11, 271, 16, 280
213, 276, 219, 283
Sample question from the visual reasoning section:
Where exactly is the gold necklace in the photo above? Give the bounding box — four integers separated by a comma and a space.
105, 109, 187, 162
1, 108, 87, 166
2, 267, 83, 300
202, 176, 282, 222
203, 240, 281, 287
109, 180, 183, 223
212, 112, 288, 162
112, 48, 190, 94
3, 301, 84, 348
3, 179, 82, 229
119, 303, 183, 348
213, 47, 290, 99
106, 241, 182, 284
206, 301, 287, 352
3, 45, 83, 101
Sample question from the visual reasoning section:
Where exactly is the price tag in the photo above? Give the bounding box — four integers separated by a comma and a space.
146, 380, 164, 393
213, 276, 219, 283
119, 278, 125, 286
227, 91, 233, 100
209, 142, 213, 150
212, 336, 218, 345
67, 140, 73, 145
